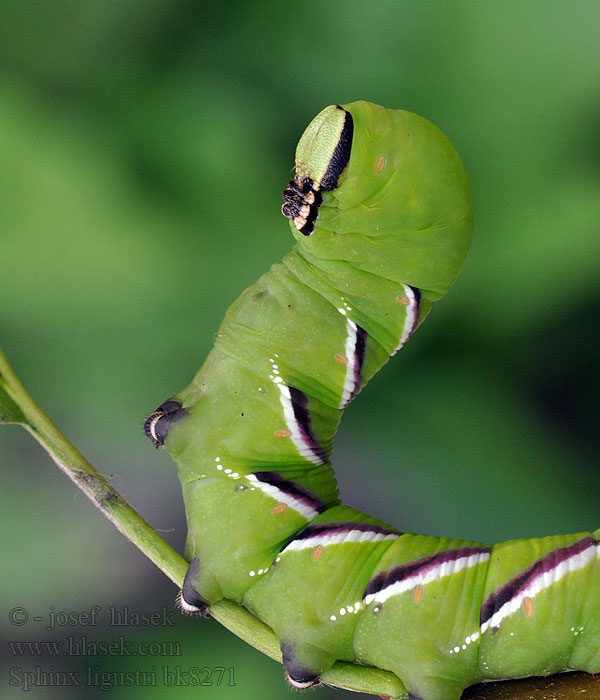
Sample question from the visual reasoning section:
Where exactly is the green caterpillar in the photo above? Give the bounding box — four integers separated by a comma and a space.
144, 101, 599, 700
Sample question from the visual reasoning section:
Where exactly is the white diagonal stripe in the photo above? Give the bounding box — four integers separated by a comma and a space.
246, 474, 320, 521
365, 551, 490, 606
277, 384, 323, 465
340, 319, 358, 408
480, 541, 598, 635
283, 529, 398, 553
393, 284, 419, 355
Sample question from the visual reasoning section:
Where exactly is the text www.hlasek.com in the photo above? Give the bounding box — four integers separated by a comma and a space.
9, 636, 180, 658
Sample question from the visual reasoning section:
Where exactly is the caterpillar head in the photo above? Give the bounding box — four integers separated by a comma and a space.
282, 104, 353, 235
282, 100, 473, 301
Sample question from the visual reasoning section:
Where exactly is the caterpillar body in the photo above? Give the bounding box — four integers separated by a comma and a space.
144, 101, 599, 700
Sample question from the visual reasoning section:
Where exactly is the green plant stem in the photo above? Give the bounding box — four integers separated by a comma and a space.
0, 346, 187, 586
0, 346, 406, 699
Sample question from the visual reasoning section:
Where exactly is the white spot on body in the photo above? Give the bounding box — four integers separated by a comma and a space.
448, 630, 481, 655
337, 297, 353, 319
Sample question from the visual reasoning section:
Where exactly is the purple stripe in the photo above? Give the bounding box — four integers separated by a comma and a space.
288, 386, 328, 464
293, 521, 399, 542
408, 286, 421, 335
349, 324, 367, 403
364, 545, 491, 600
253, 471, 327, 514
480, 536, 597, 627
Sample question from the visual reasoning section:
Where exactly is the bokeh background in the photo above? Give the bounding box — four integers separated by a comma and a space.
1, 2, 599, 698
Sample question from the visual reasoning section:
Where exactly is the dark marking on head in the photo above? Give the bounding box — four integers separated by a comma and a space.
319, 107, 354, 191
143, 398, 187, 448
180, 557, 210, 618
281, 642, 320, 689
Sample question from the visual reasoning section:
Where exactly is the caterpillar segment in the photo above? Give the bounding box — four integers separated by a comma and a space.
141, 103, 597, 698
179, 486, 600, 700
174, 474, 600, 700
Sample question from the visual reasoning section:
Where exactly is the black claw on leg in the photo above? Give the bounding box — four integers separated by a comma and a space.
281, 642, 320, 689
143, 398, 187, 448
178, 558, 210, 618
177, 590, 210, 618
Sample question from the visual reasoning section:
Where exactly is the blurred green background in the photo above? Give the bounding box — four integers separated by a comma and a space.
1, 2, 599, 698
